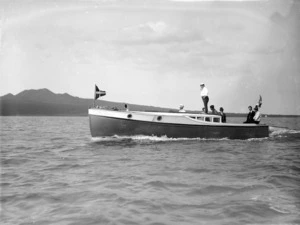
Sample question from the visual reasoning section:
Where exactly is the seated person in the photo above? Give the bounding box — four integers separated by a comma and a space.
124, 104, 129, 111
210, 105, 218, 115
179, 104, 186, 113
219, 107, 226, 123
243, 106, 255, 123
253, 106, 261, 124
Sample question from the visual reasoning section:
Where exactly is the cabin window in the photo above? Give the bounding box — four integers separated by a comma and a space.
190, 116, 196, 119
127, 114, 132, 119
205, 117, 211, 122
197, 117, 204, 121
157, 116, 162, 121
213, 117, 220, 123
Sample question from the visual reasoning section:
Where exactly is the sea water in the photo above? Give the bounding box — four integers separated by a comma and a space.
1, 116, 300, 225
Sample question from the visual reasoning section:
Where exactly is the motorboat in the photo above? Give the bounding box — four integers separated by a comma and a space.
88, 85, 269, 139
89, 108, 269, 139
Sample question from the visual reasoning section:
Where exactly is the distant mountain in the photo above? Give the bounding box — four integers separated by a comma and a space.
0, 88, 178, 116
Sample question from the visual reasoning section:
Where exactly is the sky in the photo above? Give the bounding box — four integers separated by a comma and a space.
0, 0, 299, 115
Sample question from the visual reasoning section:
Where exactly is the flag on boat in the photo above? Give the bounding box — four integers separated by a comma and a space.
94, 85, 106, 100
258, 95, 262, 107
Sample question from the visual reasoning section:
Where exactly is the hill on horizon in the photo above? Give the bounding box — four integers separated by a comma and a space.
0, 88, 179, 116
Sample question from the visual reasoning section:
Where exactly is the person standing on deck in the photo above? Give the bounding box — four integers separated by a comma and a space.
200, 83, 209, 113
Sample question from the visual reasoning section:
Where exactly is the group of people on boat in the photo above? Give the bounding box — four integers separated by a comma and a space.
244, 105, 261, 124
178, 83, 226, 123
201, 105, 226, 123
199, 83, 262, 124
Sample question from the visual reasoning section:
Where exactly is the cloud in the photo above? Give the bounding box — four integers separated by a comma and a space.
128, 21, 167, 35
119, 20, 204, 45
122, 21, 168, 41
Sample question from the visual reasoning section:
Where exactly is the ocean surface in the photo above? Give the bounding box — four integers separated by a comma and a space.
1, 116, 300, 225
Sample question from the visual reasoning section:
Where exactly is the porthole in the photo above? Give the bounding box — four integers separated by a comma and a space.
127, 114, 132, 119
157, 116, 162, 121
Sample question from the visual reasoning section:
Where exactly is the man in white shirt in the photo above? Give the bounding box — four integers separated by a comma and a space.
253, 106, 261, 124
200, 83, 209, 113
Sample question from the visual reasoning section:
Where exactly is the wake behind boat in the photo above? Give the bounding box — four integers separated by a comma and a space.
88, 85, 269, 139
